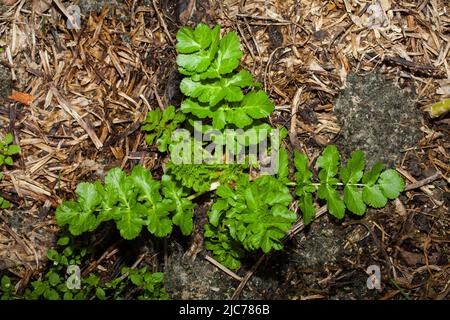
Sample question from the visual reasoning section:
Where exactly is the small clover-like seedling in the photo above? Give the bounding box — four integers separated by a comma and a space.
0, 133, 21, 166
1, 275, 14, 300
2, 235, 170, 300
124, 267, 169, 300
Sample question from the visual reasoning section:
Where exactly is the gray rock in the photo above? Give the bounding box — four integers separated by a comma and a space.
334, 73, 422, 168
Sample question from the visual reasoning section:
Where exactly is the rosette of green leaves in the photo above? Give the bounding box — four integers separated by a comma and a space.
205, 175, 297, 269
175, 24, 274, 129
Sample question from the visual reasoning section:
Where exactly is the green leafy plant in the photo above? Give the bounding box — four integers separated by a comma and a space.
121, 267, 169, 300
52, 23, 406, 273
0, 133, 21, 167
55, 165, 196, 240
0, 133, 21, 209
205, 175, 296, 269
23, 235, 96, 300
1, 236, 169, 300
165, 162, 248, 193
176, 24, 273, 129
141, 105, 185, 152
294, 146, 405, 224
1, 275, 14, 300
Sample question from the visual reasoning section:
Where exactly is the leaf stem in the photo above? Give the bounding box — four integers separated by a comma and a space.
187, 190, 207, 201
286, 182, 367, 187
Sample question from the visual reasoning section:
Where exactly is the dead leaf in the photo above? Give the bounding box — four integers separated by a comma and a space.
8, 90, 34, 105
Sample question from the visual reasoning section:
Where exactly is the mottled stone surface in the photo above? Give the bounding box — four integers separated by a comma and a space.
334, 73, 422, 168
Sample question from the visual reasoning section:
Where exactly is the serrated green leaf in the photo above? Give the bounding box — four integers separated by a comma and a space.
294, 151, 315, 195
235, 123, 271, 146
1, 275, 11, 290
55, 200, 99, 236
276, 146, 289, 182
48, 272, 60, 286
243, 204, 295, 253
362, 185, 387, 208
222, 70, 255, 87
212, 174, 295, 257
104, 168, 135, 206
115, 203, 146, 240
239, 90, 274, 119
0, 197, 10, 209
7, 144, 21, 155
362, 162, 385, 185
318, 184, 345, 219
209, 199, 228, 227
162, 175, 194, 236
181, 98, 212, 118
4, 156, 13, 166
317, 145, 340, 179
130, 165, 160, 203
76, 182, 103, 213
344, 185, 366, 215
176, 24, 212, 54
44, 289, 60, 300
180, 70, 254, 106
146, 200, 173, 237
204, 225, 243, 270
202, 31, 243, 77
341, 150, 365, 184
141, 109, 161, 131
298, 193, 315, 225
378, 169, 405, 199
225, 108, 253, 128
